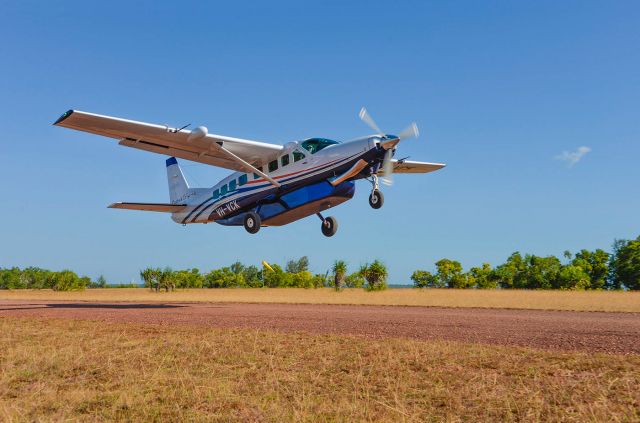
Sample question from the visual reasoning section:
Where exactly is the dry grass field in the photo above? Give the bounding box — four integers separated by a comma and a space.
0, 317, 638, 422
1, 287, 639, 312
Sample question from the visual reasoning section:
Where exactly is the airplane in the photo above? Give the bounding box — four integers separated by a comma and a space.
54, 108, 445, 237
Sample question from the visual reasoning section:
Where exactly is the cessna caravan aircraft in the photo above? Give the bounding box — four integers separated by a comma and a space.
54, 108, 445, 237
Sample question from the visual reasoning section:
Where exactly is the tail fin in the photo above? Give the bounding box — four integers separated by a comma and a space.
166, 157, 189, 203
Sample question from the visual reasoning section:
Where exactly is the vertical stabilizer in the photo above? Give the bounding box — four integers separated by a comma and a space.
166, 157, 189, 203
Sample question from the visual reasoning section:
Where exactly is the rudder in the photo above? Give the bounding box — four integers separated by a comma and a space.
166, 157, 189, 203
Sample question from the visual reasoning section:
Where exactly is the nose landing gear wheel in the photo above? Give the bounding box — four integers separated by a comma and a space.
321, 216, 338, 237
244, 211, 261, 234
369, 189, 384, 209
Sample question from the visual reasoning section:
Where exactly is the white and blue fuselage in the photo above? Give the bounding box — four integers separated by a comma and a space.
170, 136, 383, 227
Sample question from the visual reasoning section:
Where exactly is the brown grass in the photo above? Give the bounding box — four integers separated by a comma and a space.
0, 317, 638, 422
1, 287, 640, 312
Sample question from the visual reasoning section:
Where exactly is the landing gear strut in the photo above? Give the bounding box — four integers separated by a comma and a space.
317, 213, 338, 237
244, 211, 261, 234
368, 174, 384, 209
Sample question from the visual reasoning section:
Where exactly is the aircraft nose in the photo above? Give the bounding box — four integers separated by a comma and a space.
379, 137, 400, 150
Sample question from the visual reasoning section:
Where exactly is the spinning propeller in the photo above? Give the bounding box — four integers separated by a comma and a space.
358, 107, 420, 186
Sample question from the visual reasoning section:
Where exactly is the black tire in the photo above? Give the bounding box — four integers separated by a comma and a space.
369, 189, 384, 209
321, 216, 338, 237
244, 211, 261, 234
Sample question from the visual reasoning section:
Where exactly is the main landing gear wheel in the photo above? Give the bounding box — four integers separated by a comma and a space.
244, 211, 261, 234
321, 216, 338, 237
369, 189, 384, 209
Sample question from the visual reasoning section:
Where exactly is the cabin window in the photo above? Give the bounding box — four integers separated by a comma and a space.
281, 154, 290, 167
293, 151, 305, 162
239, 174, 248, 186
229, 180, 236, 192
253, 166, 263, 179
300, 138, 339, 154
220, 185, 228, 195
212, 189, 220, 199
268, 159, 278, 172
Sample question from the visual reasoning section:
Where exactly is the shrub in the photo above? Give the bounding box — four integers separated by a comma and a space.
345, 272, 365, 288
360, 260, 388, 291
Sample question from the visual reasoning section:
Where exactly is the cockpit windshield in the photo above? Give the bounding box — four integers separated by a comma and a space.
300, 138, 339, 154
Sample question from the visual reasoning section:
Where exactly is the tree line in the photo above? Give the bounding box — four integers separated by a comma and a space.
411, 236, 640, 290
2, 235, 639, 291
138, 257, 388, 292
0, 267, 107, 291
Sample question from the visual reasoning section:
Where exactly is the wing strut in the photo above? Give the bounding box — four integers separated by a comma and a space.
213, 142, 282, 188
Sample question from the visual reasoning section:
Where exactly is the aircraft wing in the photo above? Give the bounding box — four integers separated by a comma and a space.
386, 159, 446, 174
108, 202, 187, 213
54, 110, 283, 171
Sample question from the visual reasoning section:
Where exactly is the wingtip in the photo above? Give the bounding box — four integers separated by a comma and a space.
166, 157, 178, 167
53, 109, 74, 125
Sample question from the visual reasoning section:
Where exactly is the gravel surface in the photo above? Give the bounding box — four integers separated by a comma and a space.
1, 300, 638, 354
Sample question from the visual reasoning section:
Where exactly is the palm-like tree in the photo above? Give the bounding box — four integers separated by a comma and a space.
360, 260, 388, 291
140, 268, 161, 292
332, 260, 347, 291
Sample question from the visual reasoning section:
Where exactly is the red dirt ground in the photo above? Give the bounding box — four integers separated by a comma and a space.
1, 300, 638, 354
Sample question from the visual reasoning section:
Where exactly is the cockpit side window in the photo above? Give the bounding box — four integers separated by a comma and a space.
300, 138, 339, 154
268, 159, 278, 172
293, 150, 305, 162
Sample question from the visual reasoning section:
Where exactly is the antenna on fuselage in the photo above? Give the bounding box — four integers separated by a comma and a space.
166, 123, 191, 133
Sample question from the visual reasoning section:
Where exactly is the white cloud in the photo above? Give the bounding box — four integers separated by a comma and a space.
555, 146, 591, 167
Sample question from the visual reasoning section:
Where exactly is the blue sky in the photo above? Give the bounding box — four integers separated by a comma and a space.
1, 1, 639, 284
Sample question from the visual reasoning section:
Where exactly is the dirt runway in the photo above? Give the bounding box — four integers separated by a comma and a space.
1, 300, 638, 354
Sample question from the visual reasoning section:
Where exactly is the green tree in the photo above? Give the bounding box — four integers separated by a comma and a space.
434, 259, 471, 288
285, 256, 309, 274
570, 249, 609, 290
360, 260, 388, 291
263, 264, 286, 287
557, 264, 591, 290
494, 252, 526, 289
173, 269, 203, 288
312, 273, 328, 288
158, 268, 176, 292
52, 270, 86, 291
96, 275, 108, 288
140, 268, 162, 292
344, 272, 365, 288
22, 267, 52, 289
0, 267, 24, 289
242, 265, 262, 287
469, 263, 497, 289
609, 236, 640, 290
411, 270, 439, 288
291, 271, 314, 288
204, 266, 243, 288
332, 260, 347, 291
88, 275, 108, 289
523, 255, 562, 289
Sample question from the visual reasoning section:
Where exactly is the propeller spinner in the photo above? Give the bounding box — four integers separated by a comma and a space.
358, 107, 420, 186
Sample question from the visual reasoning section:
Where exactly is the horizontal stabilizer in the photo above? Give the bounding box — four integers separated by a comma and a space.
386, 159, 446, 174
108, 202, 187, 213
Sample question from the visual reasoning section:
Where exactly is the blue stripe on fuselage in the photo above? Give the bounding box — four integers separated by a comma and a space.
182, 149, 370, 224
